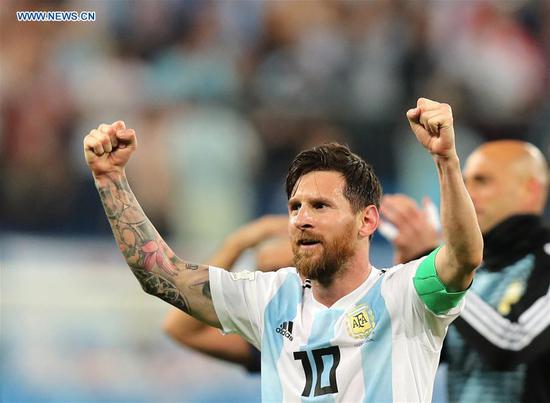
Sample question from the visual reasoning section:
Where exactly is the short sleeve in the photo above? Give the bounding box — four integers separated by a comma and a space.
209, 266, 294, 349
381, 258, 465, 351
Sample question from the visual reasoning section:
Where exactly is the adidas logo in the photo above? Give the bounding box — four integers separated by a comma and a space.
276, 321, 294, 341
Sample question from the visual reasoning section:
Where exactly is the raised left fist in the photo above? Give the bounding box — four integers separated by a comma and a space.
407, 98, 457, 159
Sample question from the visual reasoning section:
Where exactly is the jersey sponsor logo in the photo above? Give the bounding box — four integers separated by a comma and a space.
346, 304, 376, 339
276, 321, 294, 341
229, 271, 256, 281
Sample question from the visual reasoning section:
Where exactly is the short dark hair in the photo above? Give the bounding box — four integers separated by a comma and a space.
286, 143, 382, 212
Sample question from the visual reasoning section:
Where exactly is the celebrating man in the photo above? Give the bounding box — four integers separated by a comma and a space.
83, 98, 482, 402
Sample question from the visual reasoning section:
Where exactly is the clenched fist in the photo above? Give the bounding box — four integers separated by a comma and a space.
407, 98, 457, 160
83, 121, 137, 177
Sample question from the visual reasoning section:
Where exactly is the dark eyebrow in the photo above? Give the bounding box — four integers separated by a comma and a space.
288, 196, 333, 206
311, 197, 333, 205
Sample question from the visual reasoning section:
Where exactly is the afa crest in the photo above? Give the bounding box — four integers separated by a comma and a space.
347, 304, 376, 339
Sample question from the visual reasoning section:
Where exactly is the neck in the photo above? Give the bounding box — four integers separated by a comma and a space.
311, 254, 372, 307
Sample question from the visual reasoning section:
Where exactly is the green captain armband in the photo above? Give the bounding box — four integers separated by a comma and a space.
413, 246, 468, 315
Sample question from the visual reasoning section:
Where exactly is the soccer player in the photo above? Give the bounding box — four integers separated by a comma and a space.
380, 140, 550, 402
83, 98, 483, 402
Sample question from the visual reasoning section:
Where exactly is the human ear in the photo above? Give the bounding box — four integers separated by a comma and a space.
358, 205, 379, 239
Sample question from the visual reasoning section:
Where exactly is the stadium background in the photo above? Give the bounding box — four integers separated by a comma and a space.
1, 0, 548, 402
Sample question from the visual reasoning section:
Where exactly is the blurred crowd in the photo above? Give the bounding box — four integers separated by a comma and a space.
1, 0, 549, 251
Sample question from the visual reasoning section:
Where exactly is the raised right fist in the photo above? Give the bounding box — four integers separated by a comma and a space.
83, 121, 137, 177
406, 98, 457, 160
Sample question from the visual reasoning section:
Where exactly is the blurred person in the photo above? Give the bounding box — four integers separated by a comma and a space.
83, 98, 483, 401
164, 214, 292, 372
148, 1, 240, 104
429, 1, 546, 134
163, 105, 262, 253
251, 1, 348, 116
1, 34, 80, 232
381, 140, 550, 403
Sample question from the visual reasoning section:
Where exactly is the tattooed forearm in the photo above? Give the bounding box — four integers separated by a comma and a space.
96, 174, 181, 284
94, 173, 219, 325
132, 267, 191, 313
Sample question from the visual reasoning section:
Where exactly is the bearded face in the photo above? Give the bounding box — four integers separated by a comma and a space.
287, 171, 368, 286
292, 219, 356, 286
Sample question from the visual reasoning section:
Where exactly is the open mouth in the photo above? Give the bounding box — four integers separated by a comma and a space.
298, 239, 321, 247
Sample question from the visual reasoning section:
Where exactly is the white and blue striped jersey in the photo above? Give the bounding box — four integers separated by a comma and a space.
210, 255, 463, 402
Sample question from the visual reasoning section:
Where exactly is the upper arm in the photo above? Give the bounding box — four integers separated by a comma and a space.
136, 261, 220, 328
163, 308, 255, 367
184, 329, 255, 366
164, 307, 209, 344
174, 263, 220, 328
434, 244, 476, 292
413, 247, 468, 315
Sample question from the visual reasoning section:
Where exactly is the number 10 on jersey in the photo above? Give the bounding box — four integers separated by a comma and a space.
293, 346, 341, 397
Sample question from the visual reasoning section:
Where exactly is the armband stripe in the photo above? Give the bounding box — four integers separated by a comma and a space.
413, 246, 467, 314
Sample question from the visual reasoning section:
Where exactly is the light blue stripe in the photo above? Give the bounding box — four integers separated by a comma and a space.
261, 273, 302, 403
320, 354, 333, 389
358, 276, 393, 403
301, 308, 343, 403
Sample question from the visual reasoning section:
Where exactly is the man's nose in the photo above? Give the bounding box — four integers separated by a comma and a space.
293, 206, 314, 229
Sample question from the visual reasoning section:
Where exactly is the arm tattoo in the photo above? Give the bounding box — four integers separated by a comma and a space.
132, 268, 191, 313
202, 281, 212, 299
96, 174, 187, 310
189, 279, 212, 300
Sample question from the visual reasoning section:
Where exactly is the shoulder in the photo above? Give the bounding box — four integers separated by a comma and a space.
378, 258, 427, 296
253, 267, 300, 282
211, 266, 302, 289
381, 256, 427, 280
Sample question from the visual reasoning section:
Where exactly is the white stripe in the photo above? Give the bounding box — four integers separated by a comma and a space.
473, 291, 550, 337
466, 291, 550, 343
467, 287, 550, 339
466, 294, 544, 342
461, 286, 550, 350
466, 286, 549, 334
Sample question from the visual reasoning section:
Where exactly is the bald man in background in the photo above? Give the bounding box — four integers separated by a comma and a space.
380, 140, 550, 403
